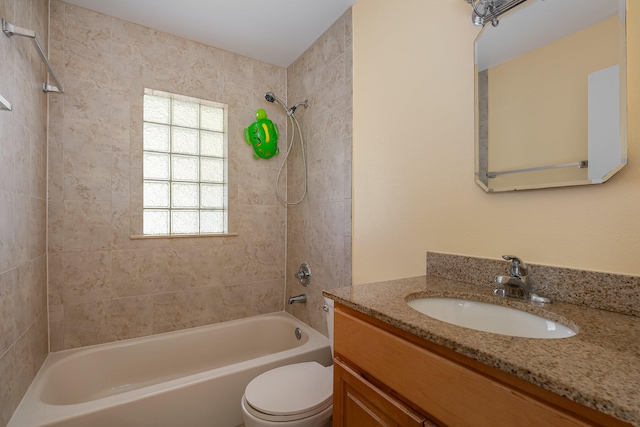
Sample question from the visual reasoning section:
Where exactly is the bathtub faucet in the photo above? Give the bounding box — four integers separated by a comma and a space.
288, 294, 307, 304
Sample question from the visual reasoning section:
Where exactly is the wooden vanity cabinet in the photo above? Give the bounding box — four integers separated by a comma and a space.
332, 303, 631, 427
334, 359, 430, 426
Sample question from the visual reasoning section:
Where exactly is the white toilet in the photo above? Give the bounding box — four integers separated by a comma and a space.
241, 298, 335, 427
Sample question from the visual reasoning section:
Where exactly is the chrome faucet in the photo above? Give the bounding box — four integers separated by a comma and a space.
288, 294, 307, 304
493, 255, 551, 304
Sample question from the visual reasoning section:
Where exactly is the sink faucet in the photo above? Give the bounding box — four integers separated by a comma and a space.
288, 294, 307, 304
493, 255, 551, 304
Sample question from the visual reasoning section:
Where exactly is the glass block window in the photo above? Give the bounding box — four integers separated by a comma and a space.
143, 89, 228, 235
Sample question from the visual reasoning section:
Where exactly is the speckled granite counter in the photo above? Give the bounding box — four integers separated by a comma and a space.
323, 276, 640, 426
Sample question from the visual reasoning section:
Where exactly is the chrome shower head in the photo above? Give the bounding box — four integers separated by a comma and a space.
263, 92, 309, 117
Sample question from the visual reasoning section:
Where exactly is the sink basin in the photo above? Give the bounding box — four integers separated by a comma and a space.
407, 298, 576, 339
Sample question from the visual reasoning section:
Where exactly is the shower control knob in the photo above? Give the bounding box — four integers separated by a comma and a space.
295, 263, 311, 286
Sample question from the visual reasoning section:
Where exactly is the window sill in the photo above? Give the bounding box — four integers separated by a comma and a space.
130, 233, 238, 240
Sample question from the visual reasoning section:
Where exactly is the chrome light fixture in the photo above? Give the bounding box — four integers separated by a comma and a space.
464, 0, 529, 27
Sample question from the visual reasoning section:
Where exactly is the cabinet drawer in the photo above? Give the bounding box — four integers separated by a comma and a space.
334, 307, 595, 427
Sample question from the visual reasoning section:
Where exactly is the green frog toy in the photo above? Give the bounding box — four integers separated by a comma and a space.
244, 109, 279, 159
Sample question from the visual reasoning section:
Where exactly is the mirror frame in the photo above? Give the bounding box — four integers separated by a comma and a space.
474, 0, 628, 192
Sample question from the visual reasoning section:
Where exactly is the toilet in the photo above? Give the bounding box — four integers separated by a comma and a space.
241, 298, 335, 427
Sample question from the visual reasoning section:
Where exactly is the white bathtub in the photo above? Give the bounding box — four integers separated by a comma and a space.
8, 312, 332, 427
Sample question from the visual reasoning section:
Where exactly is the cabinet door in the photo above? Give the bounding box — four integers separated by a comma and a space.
333, 359, 427, 427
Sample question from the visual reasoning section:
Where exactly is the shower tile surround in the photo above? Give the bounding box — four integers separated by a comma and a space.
47, 1, 292, 351
285, 10, 353, 335
47, 1, 353, 352
0, 0, 50, 425
0, 0, 352, 422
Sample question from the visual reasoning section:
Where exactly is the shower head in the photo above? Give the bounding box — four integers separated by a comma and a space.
263, 92, 309, 117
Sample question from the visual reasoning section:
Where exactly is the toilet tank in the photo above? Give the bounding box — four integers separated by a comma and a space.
323, 297, 335, 357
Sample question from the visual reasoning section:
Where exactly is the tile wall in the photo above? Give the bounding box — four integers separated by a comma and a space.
0, 0, 50, 424
47, 1, 291, 351
0, 2, 352, 421
285, 10, 353, 335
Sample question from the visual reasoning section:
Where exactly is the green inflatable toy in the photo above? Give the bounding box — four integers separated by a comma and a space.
244, 109, 279, 159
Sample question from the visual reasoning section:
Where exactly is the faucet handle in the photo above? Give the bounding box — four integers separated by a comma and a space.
502, 255, 527, 277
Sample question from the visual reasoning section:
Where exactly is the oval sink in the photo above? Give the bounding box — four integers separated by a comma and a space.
407, 298, 576, 339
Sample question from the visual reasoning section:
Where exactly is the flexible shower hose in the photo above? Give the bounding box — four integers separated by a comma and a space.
273, 99, 307, 205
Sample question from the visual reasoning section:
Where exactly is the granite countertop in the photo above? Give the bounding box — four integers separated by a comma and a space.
323, 276, 640, 426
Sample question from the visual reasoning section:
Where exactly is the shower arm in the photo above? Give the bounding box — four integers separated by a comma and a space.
288, 101, 309, 116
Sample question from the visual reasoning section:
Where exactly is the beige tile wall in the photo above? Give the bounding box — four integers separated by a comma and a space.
48, 1, 290, 351
0, 0, 50, 425
285, 10, 353, 335
0, 1, 351, 423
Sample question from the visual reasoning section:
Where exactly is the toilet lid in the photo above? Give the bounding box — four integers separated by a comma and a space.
245, 362, 333, 418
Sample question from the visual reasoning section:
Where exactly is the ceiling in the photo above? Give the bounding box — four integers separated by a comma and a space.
62, 0, 357, 67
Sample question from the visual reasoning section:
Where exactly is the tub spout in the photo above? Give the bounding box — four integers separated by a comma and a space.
288, 294, 307, 304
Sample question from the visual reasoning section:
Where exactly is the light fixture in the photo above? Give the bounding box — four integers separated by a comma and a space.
464, 0, 529, 27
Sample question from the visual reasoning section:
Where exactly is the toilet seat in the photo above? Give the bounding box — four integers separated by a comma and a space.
244, 362, 333, 422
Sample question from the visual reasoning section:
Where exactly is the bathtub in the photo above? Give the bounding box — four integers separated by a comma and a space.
8, 312, 332, 427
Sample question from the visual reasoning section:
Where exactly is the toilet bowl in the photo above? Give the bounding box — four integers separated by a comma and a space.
241, 298, 335, 427
241, 362, 333, 426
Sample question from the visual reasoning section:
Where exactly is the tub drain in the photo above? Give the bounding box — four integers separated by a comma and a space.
294, 327, 302, 340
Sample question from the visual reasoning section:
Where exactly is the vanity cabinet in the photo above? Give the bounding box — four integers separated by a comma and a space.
332, 303, 631, 427
334, 359, 428, 426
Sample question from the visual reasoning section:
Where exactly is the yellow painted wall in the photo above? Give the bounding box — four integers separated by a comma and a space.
352, 0, 639, 283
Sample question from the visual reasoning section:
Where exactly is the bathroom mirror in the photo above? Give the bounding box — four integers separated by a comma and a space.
475, 0, 627, 192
